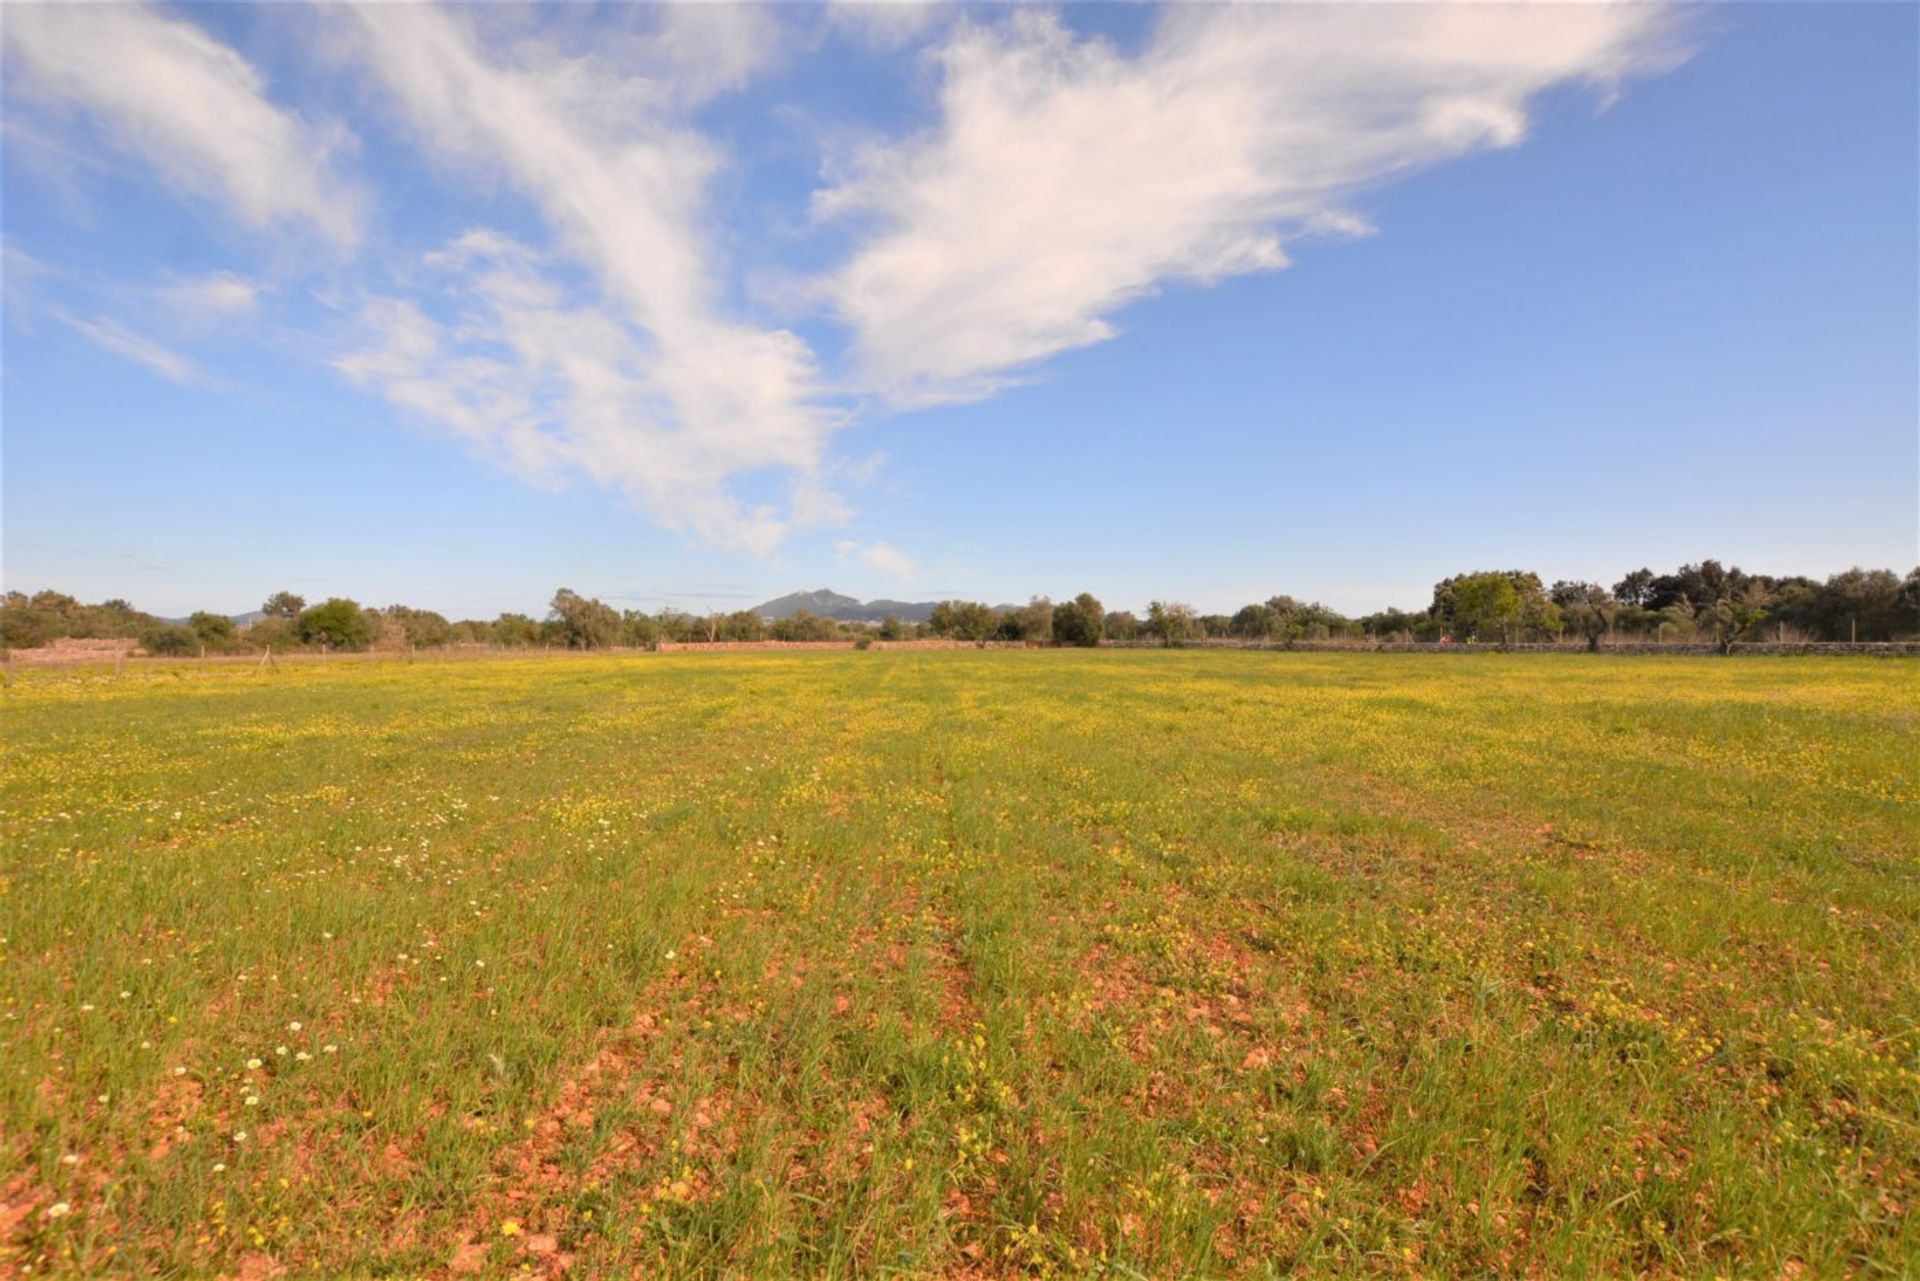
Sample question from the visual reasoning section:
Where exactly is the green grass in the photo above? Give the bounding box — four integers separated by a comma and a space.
2, 652, 1915, 1277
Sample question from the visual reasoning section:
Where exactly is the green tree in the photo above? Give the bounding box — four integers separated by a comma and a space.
1230, 604, 1279, 640
1145, 601, 1199, 647
297, 598, 372, 650
246, 616, 302, 652
1550, 582, 1617, 651
1052, 593, 1105, 647
1446, 573, 1523, 643
1524, 595, 1564, 642
261, 591, 306, 620
189, 611, 238, 652
1282, 598, 1357, 642
1699, 586, 1770, 654
1611, 569, 1654, 608
654, 611, 699, 644
492, 613, 539, 647
770, 610, 840, 642
548, 589, 620, 649
718, 610, 766, 642
1900, 569, 1920, 636
928, 600, 999, 642
1359, 607, 1424, 641
1433, 571, 1556, 642
1645, 561, 1761, 615
1013, 597, 1054, 644
383, 605, 451, 648
1777, 567, 1911, 642
621, 611, 662, 648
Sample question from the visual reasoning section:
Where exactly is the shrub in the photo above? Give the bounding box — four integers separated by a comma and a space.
141, 624, 199, 656
189, 611, 239, 652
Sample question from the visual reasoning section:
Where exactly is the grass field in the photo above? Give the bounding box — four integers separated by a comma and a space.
1, 652, 1915, 1278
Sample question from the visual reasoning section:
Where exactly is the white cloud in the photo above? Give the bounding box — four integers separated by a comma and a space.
336, 231, 818, 554
157, 271, 261, 315
644, 3, 783, 103
51, 308, 202, 385
828, 2, 943, 52
1, 240, 55, 306
836, 538, 916, 581
338, 4, 839, 553
2, 2, 361, 245
817, 5, 1686, 405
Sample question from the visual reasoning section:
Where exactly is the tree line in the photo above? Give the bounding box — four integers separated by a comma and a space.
3, 561, 1917, 657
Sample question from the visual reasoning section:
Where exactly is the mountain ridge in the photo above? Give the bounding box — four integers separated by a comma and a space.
751, 589, 939, 623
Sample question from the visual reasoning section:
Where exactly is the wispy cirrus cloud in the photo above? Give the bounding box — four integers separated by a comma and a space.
2, 2, 362, 246
50, 308, 203, 386
336, 229, 838, 551
827, 1, 945, 52
157, 271, 261, 316
815, 5, 1687, 406
334, 3, 841, 554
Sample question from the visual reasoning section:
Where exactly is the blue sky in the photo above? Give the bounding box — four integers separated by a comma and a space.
3, 2, 1914, 620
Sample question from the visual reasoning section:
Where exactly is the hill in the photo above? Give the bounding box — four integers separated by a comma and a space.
751, 589, 938, 623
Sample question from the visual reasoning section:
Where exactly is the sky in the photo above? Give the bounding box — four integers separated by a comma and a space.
3, 1, 1915, 620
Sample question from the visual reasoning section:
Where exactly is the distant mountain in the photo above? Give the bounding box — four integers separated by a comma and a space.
752, 589, 938, 624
